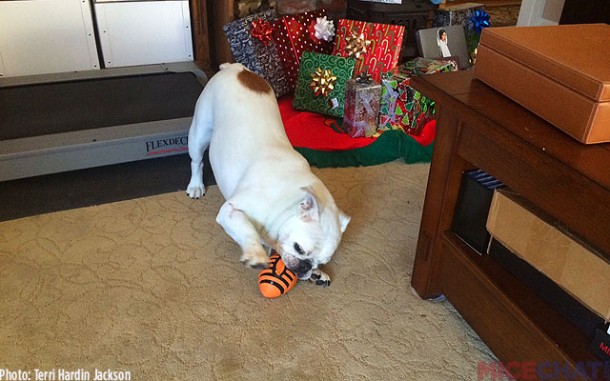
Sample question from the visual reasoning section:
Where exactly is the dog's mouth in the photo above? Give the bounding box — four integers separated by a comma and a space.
282, 257, 313, 280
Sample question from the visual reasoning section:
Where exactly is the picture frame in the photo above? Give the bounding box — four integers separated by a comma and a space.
415, 25, 471, 70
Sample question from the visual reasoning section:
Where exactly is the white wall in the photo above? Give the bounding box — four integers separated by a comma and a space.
0, 0, 194, 78
517, 0, 566, 26
94, 1, 193, 68
0, 0, 99, 77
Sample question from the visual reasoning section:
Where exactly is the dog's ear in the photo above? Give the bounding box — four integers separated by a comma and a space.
299, 189, 320, 222
339, 210, 351, 233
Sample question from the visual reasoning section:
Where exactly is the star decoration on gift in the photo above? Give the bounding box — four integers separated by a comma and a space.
310, 68, 337, 97
344, 32, 371, 60
250, 18, 274, 45
355, 72, 373, 84
467, 9, 491, 34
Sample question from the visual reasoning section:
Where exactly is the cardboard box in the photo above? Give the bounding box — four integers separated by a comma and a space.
486, 189, 610, 320
474, 24, 610, 144
488, 238, 604, 339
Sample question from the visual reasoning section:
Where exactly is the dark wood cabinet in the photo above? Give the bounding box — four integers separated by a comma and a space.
410, 71, 610, 380
561, 0, 610, 25
190, 0, 213, 75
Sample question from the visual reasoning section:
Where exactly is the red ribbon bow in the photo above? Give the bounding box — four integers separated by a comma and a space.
250, 19, 274, 45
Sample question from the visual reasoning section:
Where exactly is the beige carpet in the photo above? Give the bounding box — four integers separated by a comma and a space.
0, 161, 497, 380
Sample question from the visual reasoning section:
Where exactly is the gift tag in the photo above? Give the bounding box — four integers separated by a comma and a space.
329, 98, 339, 110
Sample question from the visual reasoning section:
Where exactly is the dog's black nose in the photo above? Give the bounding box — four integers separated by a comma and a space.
294, 260, 312, 277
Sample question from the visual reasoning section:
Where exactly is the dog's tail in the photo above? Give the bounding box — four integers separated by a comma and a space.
219, 63, 251, 73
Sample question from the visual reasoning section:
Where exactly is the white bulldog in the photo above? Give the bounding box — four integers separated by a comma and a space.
186, 63, 350, 285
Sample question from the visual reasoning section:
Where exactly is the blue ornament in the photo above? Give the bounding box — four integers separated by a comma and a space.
468, 9, 491, 34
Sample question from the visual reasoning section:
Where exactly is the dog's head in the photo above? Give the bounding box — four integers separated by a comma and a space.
275, 188, 350, 280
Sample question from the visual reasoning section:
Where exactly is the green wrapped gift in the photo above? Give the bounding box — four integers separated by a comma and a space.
292, 52, 356, 118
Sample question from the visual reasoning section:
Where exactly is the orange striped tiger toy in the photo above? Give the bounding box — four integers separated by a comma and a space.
258, 251, 298, 298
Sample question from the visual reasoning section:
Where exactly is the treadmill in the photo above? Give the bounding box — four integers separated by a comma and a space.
0, 62, 206, 182
0, 0, 207, 182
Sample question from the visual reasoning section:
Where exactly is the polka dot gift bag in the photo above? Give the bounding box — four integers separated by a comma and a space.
273, 9, 336, 92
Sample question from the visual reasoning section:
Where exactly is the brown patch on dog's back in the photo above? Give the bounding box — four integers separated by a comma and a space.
238, 69, 272, 94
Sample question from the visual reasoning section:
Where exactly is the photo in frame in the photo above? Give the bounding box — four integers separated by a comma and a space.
415, 25, 471, 70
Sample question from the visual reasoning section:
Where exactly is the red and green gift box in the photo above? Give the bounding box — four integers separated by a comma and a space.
379, 73, 421, 135
292, 52, 355, 118
379, 57, 457, 136
272, 9, 335, 91
223, 9, 291, 97
332, 19, 405, 83
343, 75, 382, 138
401, 56, 458, 76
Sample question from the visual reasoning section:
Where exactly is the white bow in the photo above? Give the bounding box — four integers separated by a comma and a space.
314, 16, 335, 42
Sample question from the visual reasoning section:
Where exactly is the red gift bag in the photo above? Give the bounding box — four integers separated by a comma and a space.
332, 19, 405, 82
273, 9, 335, 91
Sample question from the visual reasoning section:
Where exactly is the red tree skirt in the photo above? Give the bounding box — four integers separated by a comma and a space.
279, 95, 435, 152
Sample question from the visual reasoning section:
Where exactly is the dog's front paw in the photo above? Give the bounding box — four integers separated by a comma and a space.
309, 268, 331, 287
240, 246, 268, 270
186, 182, 205, 199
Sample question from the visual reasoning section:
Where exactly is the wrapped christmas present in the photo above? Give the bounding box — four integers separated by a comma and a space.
357, 0, 402, 3
292, 52, 355, 118
402, 57, 458, 76
272, 9, 335, 91
379, 57, 456, 136
343, 73, 382, 138
433, 3, 491, 58
379, 73, 430, 136
332, 19, 405, 82
432, 2, 485, 28
223, 9, 291, 97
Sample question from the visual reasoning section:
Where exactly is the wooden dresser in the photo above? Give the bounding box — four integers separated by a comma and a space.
410, 71, 610, 379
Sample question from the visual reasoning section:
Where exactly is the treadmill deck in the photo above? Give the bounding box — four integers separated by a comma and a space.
0, 62, 206, 181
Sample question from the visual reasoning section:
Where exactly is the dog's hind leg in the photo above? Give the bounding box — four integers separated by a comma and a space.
216, 201, 268, 269
186, 99, 213, 199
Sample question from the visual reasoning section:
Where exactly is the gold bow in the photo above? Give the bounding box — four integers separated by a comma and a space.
344, 32, 371, 60
310, 68, 337, 97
